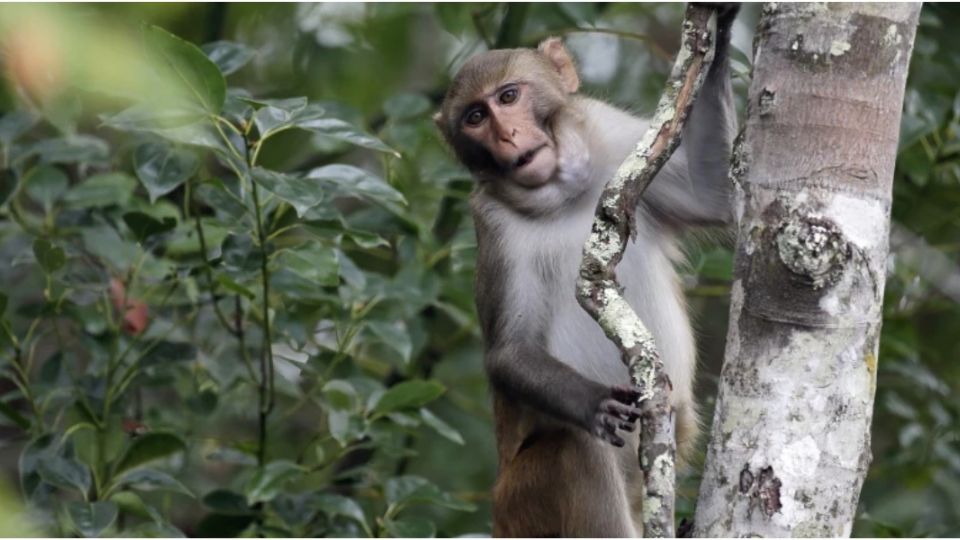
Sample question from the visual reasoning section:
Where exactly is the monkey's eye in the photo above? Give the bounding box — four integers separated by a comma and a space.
499, 87, 519, 105
464, 108, 486, 127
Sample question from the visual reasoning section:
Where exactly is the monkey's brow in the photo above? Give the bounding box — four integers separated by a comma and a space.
482, 82, 522, 101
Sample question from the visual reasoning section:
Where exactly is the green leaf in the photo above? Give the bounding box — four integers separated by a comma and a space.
81, 226, 139, 270
113, 468, 193, 497
251, 167, 328, 217
37, 455, 91, 495
201, 40, 255, 76
123, 211, 177, 243
30, 135, 109, 164
33, 238, 66, 273
297, 117, 398, 156
315, 493, 368, 528
384, 517, 436, 538
0, 168, 17, 206
63, 173, 137, 208
113, 432, 187, 476
0, 400, 29, 430
0, 110, 39, 146
273, 244, 340, 287
254, 99, 313, 139
384, 475, 475, 513
134, 142, 200, 203
214, 273, 255, 299
19, 434, 56, 499
66, 501, 118, 538
195, 178, 248, 220
367, 321, 412, 363
306, 164, 406, 208
244, 460, 305, 505
322, 380, 359, 411
195, 514, 254, 538
420, 408, 464, 445
383, 93, 431, 121
24, 164, 68, 213
371, 380, 445, 416
144, 25, 226, 113
100, 103, 203, 132
327, 409, 364, 447
139, 341, 197, 367
202, 489, 255, 515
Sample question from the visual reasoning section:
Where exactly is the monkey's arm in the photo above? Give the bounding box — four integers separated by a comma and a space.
644, 7, 738, 227
485, 341, 640, 447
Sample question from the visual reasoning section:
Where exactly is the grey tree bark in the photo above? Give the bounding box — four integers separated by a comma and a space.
694, 3, 921, 537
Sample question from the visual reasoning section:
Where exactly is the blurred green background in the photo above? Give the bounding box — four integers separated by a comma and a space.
0, 3, 957, 537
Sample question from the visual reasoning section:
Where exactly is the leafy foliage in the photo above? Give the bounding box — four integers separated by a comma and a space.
0, 3, 957, 537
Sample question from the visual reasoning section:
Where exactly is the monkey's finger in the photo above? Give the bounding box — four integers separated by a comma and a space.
604, 400, 642, 421
610, 384, 642, 404
618, 421, 636, 433
597, 427, 626, 448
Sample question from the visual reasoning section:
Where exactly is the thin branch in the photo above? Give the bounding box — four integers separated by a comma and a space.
575, 5, 718, 537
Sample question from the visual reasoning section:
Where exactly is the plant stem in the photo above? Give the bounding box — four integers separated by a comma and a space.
247, 137, 275, 467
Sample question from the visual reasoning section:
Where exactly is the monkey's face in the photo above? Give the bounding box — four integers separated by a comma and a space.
436, 41, 581, 195
456, 81, 558, 188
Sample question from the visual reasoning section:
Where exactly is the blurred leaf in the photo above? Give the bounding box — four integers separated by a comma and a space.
384, 517, 436, 538
420, 409, 464, 445
384, 475, 475, 512
63, 173, 137, 209
134, 142, 200, 203
33, 238, 66, 273
315, 493, 368, 528
202, 40, 255, 76
306, 164, 406, 207
0, 168, 16, 206
0, 400, 29, 430
23, 165, 68, 213
203, 489, 255, 516
144, 25, 227, 114
114, 432, 187, 476
434, 4, 473, 37
100, 103, 203, 132
113, 468, 193, 497
195, 178, 248, 220
274, 244, 340, 288
67, 501, 118, 538
251, 167, 328, 217
123, 212, 177, 243
215, 273, 255, 299
298, 117, 398, 156
244, 460, 305, 505
367, 320, 412, 363
29, 135, 110, 164
371, 380, 445, 416
195, 514, 254, 537
384, 93, 432, 121
37, 455, 91, 495
327, 409, 364, 447
254, 99, 313, 139
81, 226, 139, 270
0, 110, 39, 146
323, 380, 359, 411
140, 341, 197, 367
19, 434, 56, 499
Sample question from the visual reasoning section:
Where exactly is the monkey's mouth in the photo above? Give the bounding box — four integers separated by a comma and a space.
513, 145, 546, 169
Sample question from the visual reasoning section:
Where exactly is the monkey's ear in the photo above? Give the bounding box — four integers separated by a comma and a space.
537, 37, 579, 93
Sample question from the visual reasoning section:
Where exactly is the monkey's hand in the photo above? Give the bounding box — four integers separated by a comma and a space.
591, 385, 642, 447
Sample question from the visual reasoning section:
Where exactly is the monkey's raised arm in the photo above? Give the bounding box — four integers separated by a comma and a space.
644, 5, 739, 227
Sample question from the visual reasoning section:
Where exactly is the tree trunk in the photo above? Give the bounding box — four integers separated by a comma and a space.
694, 3, 921, 537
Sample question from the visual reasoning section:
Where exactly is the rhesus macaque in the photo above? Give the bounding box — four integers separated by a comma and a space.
435, 6, 738, 537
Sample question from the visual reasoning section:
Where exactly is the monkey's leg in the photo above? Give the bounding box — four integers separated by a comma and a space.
493, 429, 636, 537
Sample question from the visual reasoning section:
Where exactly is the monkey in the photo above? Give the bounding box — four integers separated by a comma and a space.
434, 6, 738, 537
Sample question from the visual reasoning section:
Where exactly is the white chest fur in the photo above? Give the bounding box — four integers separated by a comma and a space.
499, 197, 696, 389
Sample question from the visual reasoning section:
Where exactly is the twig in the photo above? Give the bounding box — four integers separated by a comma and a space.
575, 5, 717, 537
